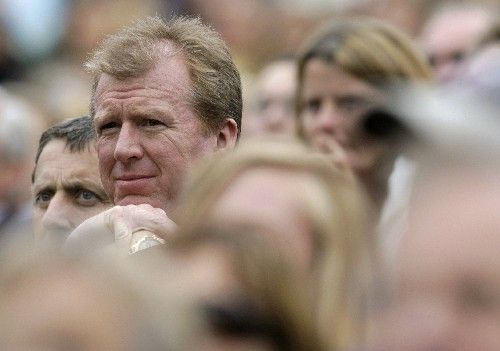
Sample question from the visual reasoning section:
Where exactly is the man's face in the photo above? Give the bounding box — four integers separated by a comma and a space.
419, 9, 492, 82
94, 45, 220, 214
32, 139, 111, 246
300, 59, 386, 177
247, 61, 297, 136
378, 169, 500, 351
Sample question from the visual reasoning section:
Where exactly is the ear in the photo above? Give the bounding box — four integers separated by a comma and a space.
216, 118, 238, 151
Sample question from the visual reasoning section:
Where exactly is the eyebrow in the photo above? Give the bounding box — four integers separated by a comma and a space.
65, 181, 109, 199
32, 180, 109, 202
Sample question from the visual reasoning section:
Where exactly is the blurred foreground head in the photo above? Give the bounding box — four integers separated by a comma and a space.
378, 159, 500, 351
168, 225, 325, 351
371, 84, 500, 350
176, 139, 376, 349
0, 243, 194, 351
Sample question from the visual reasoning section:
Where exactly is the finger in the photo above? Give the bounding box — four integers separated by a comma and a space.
64, 207, 118, 254
123, 205, 177, 241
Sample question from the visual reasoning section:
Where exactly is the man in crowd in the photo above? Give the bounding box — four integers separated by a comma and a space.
419, 2, 497, 82
66, 16, 241, 253
245, 56, 297, 137
32, 116, 112, 247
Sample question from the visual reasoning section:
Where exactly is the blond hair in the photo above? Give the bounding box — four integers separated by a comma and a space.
86, 16, 242, 136
0, 241, 198, 351
170, 224, 326, 351
176, 139, 376, 350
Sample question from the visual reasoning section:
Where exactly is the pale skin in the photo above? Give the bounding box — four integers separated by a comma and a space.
375, 168, 500, 351
65, 41, 238, 254
247, 60, 297, 136
210, 167, 322, 273
0, 269, 135, 351
32, 139, 111, 247
300, 59, 391, 207
300, 59, 385, 176
64, 204, 176, 256
419, 7, 493, 82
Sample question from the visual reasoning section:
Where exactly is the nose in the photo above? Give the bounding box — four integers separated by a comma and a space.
315, 101, 344, 135
114, 122, 144, 163
264, 102, 291, 133
41, 193, 74, 241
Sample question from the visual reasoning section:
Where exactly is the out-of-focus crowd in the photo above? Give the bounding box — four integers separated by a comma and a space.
0, 0, 499, 350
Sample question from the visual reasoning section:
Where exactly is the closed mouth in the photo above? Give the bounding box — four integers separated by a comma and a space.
115, 175, 155, 181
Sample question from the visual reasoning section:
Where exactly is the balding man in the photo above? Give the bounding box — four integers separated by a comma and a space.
66, 16, 241, 254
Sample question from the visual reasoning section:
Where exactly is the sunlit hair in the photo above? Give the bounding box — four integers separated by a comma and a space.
86, 16, 242, 137
296, 19, 432, 138
170, 224, 326, 351
0, 241, 197, 351
176, 139, 376, 350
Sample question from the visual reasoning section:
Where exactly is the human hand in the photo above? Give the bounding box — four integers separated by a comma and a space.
311, 135, 350, 172
64, 204, 176, 256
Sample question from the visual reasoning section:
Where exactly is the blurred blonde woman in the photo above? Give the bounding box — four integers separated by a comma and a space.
296, 19, 432, 212
175, 139, 376, 350
168, 224, 326, 351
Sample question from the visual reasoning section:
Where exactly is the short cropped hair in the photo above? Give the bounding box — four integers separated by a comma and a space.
86, 16, 242, 137
32, 116, 95, 182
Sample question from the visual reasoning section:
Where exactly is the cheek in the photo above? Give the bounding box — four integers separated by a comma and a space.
96, 140, 115, 170
299, 113, 315, 138
85, 204, 108, 217
189, 133, 217, 158
32, 210, 44, 236
73, 205, 108, 225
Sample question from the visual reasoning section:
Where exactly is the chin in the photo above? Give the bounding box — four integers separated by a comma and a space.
116, 196, 155, 206
116, 195, 170, 212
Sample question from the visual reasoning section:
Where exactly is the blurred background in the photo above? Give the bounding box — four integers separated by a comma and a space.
0, 0, 494, 124
0, 0, 498, 233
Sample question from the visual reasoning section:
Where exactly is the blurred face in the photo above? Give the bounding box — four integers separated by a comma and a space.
32, 139, 111, 246
0, 269, 133, 351
247, 60, 297, 136
300, 59, 385, 177
378, 170, 500, 351
420, 8, 492, 82
210, 167, 319, 271
94, 43, 220, 215
174, 243, 277, 351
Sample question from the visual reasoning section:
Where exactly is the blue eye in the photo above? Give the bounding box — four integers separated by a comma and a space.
35, 191, 53, 208
76, 190, 99, 206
